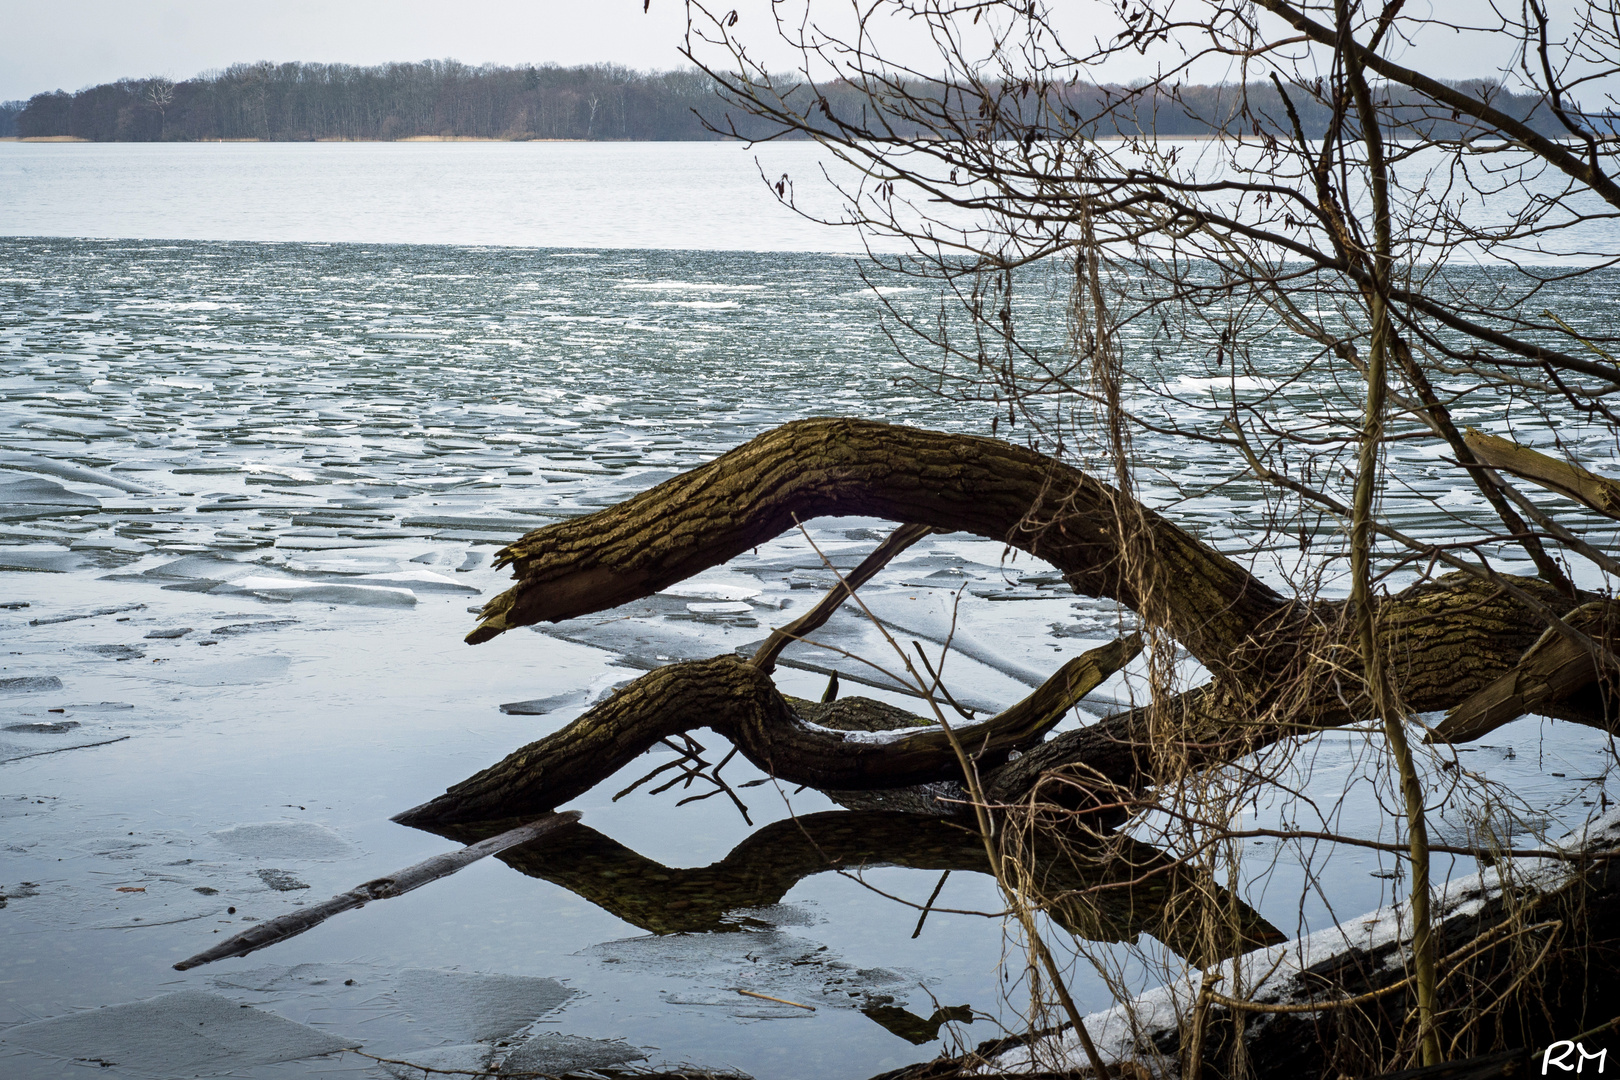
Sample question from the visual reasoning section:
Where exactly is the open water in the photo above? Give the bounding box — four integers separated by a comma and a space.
0, 142, 1614, 1079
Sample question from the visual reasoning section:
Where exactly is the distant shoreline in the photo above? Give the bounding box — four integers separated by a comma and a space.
0, 133, 1240, 145
0, 135, 628, 144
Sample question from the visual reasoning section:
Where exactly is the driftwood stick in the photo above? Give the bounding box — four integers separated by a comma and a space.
172, 811, 580, 970
751, 522, 934, 673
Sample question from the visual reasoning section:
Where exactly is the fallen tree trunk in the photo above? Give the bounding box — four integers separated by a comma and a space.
1431, 600, 1620, 744
408, 419, 1584, 828
467, 418, 1288, 667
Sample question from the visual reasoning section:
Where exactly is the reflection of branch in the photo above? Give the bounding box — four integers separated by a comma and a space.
468, 810, 1282, 966
614, 735, 754, 825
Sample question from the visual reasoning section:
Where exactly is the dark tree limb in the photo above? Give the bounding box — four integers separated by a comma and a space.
468, 418, 1286, 670
752, 520, 934, 673
429, 421, 1584, 827
982, 571, 1582, 812
394, 635, 1141, 827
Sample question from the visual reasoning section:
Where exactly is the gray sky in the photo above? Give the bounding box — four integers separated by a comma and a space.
0, 1, 697, 102
0, 0, 1564, 105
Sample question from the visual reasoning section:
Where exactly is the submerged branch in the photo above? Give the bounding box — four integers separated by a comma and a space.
173, 812, 580, 970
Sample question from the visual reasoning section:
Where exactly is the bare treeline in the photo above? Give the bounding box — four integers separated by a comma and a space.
9, 60, 774, 142
6, 59, 1566, 143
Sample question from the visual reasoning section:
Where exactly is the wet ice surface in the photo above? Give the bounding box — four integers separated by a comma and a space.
2, 991, 356, 1075
0, 237, 1613, 1078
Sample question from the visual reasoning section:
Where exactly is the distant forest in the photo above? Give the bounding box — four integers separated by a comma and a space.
0, 59, 1569, 142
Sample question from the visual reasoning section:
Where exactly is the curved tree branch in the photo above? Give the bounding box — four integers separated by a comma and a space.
395, 635, 1141, 826
470, 418, 1287, 673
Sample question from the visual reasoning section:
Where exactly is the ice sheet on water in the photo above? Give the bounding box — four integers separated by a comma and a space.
211, 821, 355, 860
0, 990, 355, 1075
0, 548, 94, 573
27, 602, 146, 625
285, 554, 403, 575
211, 964, 354, 993
589, 929, 913, 1017
150, 654, 292, 685
217, 575, 417, 606
0, 452, 153, 494
344, 569, 480, 594
83, 643, 145, 660
660, 577, 763, 601
210, 619, 296, 635
0, 476, 101, 519
502, 1033, 647, 1072
257, 868, 311, 892
539, 615, 758, 669
0, 676, 63, 693
137, 554, 260, 583
389, 969, 575, 1043
4, 720, 80, 734
499, 691, 588, 716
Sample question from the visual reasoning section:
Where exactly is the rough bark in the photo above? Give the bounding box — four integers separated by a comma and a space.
395, 636, 1140, 827
984, 571, 1580, 812
468, 418, 1287, 669
1431, 601, 1619, 744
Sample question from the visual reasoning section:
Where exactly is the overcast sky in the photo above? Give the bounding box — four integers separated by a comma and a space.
0, 1, 702, 102
0, 0, 1563, 105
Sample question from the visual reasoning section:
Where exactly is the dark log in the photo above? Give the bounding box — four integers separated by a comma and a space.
984, 571, 1580, 812
394, 636, 1141, 826
424, 421, 1584, 826
426, 810, 1284, 967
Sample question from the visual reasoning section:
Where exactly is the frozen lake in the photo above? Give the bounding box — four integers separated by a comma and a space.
1, 145, 1615, 1079
0, 141, 882, 253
